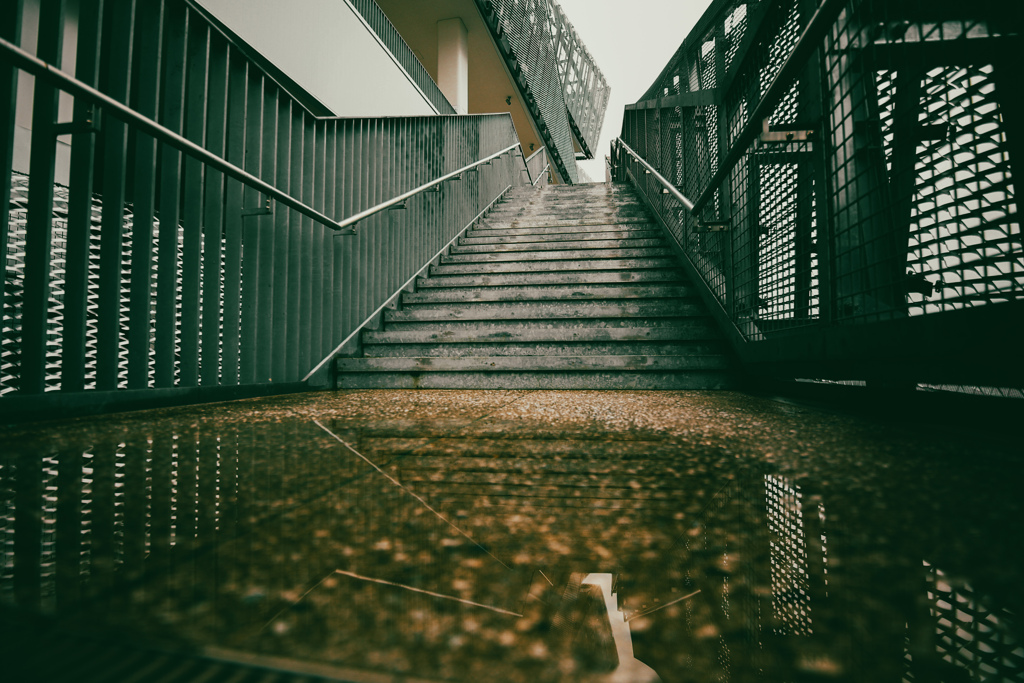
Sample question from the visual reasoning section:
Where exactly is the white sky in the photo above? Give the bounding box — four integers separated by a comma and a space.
553, 0, 714, 182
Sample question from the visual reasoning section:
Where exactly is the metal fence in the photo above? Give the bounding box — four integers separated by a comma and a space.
613, 0, 1023, 386
0, 0, 531, 414
476, 0, 611, 185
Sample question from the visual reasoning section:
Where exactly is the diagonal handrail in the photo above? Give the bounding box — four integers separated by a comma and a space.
0, 36, 525, 236
526, 147, 550, 186
333, 142, 522, 233
614, 138, 696, 213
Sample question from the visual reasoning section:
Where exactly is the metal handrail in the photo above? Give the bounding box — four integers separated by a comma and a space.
525, 147, 550, 186
614, 139, 696, 212
0, 36, 520, 236
0, 37, 354, 234
303, 183, 515, 383
334, 142, 522, 233
532, 164, 550, 186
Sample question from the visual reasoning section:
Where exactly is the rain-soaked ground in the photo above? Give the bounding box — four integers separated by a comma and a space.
1, 389, 1022, 682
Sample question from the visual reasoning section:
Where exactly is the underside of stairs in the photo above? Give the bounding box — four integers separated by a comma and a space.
335, 184, 735, 390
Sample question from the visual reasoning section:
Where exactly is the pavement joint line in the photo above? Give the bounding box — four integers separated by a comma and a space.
331, 569, 523, 617
624, 590, 702, 622
314, 419, 513, 570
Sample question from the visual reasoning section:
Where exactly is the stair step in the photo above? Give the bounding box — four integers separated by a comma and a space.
383, 318, 707, 332
385, 300, 703, 323
441, 247, 672, 264
460, 229, 662, 245
451, 238, 664, 254
337, 355, 728, 373
402, 284, 692, 304
363, 341, 724, 358
336, 370, 732, 390
415, 270, 686, 288
488, 209, 649, 221
465, 225, 657, 239
362, 324, 720, 345
475, 216, 651, 229
430, 257, 679, 276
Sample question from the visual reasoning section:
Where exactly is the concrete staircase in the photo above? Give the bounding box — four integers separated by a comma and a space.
335, 184, 733, 389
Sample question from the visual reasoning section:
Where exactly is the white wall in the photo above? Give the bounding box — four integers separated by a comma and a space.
198, 0, 437, 117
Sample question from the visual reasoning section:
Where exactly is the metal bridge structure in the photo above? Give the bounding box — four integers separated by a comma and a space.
613, 0, 1022, 390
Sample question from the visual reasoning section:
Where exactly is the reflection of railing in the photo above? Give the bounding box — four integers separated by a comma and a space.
476, 0, 610, 184
526, 147, 550, 187
0, 1, 529, 411
347, 0, 456, 115
612, 0, 1023, 387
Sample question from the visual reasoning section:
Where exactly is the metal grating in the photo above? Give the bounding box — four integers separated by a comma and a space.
615, 0, 1023, 386
764, 474, 811, 637
476, 0, 610, 184
905, 561, 1024, 682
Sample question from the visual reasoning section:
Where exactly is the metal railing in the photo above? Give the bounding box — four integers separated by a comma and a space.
526, 147, 551, 187
0, 0, 530, 414
613, 0, 1023, 386
475, 0, 610, 184
347, 0, 456, 115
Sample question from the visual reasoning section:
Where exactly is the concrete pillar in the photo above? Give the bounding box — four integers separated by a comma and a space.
437, 17, 468, 114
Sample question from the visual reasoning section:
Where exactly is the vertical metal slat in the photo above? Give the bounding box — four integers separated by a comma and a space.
200, 34, 228, 387
60, 0, 102, 393
95, 0, 135, 391
153, 0, 186, 389
20, 0, 66, 394
221, 50, 246, 386
126, 0, 162, 389
178, 18, 209, 387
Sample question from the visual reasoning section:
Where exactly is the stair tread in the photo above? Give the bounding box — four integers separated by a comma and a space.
362, 325, 719, 344
415, 271, 686, 287
337, 355, 729, 372
430, 257, 680, 275
402, 284, 692, 303
441, 247, 673, 263
386, 300, 705, 322
461, 229, 662, 244
451, 238, 665, 253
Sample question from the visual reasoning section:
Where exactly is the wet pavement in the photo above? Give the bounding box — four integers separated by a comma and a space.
1, 389, 1022, 682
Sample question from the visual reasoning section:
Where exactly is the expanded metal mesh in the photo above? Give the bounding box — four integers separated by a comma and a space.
617, 0, 1021, 384
478, 0, 610, 184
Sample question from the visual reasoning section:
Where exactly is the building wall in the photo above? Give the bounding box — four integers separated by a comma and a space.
196, 0, 438, 117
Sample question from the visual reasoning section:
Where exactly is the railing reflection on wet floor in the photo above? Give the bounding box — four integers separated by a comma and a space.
2, 414, 1022, 681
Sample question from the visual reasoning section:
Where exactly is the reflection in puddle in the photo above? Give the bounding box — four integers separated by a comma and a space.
1, 412, 1022, 682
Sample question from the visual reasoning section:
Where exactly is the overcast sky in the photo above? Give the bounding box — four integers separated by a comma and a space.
553, 0, 713, 181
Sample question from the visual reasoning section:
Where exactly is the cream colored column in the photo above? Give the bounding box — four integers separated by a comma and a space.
437, 17, 469, 114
